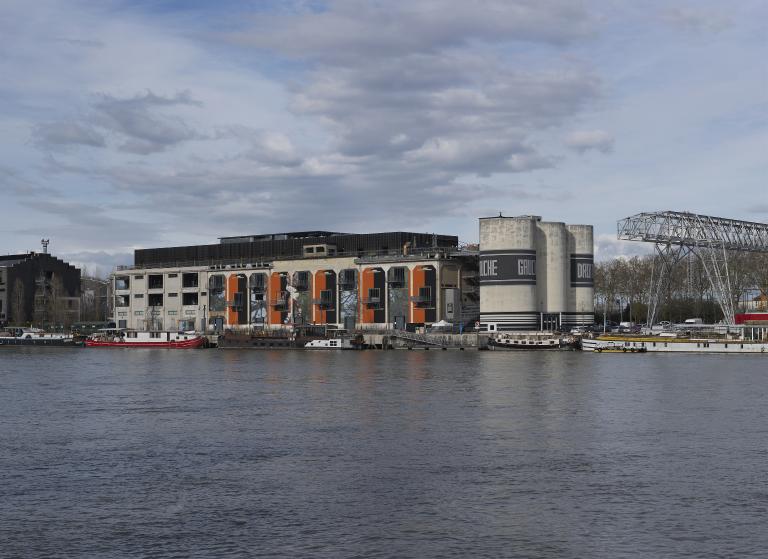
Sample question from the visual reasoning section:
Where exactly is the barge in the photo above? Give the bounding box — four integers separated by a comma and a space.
0, 328, 82, 347
85, 329, 206, 349
582, 335, 768, 354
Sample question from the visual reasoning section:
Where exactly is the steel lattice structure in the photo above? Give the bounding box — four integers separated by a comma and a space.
617, 211, 768, 325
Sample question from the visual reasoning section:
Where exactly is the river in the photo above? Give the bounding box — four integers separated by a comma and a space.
1, 349, 766, 558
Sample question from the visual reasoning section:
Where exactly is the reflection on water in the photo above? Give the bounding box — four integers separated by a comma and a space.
1, 349, 767, 558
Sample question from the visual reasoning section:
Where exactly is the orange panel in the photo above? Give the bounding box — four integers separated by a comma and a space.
313, 270, 327, 323
411, 267, 426, 323
226, 275, 239, 326
360, 268, 375, 324
269, 272, 282, 326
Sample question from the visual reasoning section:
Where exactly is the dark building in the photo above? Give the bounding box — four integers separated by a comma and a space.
0, 253, 81, 327
135, 231, 459, 268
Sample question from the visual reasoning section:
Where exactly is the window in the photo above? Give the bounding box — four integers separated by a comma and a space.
134, 293, 144, 299
116, 295, 129, 307
148, 274, 163, 289
134, 311, 143, 316
115, 276, 130, 290
182, 273, 198, 288
168, 310, 178, 316
135, 275, 144, 280
182, 293, 198, 306
168, 293, 178, 298
168, 274, 178, 278
387, 267, 406, 288
148, 294, 163, 307
366, 288, 382, 308
150, 332, 161, 338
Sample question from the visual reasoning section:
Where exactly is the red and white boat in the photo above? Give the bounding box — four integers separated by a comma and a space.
85, 329, 207, 349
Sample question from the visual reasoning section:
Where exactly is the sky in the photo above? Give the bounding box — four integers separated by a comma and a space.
1, 0, 765, 276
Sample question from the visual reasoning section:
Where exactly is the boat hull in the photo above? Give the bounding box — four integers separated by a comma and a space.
582, 337, 768, 354
0, 337, 82, 347
85, 337, 206, 349
488, 340, 562, 350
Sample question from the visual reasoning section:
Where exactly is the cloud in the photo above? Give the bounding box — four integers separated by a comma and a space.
595, 234, 652, 261
232, 0, 594, 57
564, 129, 614, 154
32, 121, 106, 149
13, 0, 764, 259
92, 91, 202, 154
11, 0, 605, 247
60, 250, 133, 277
660, 8, 731, 34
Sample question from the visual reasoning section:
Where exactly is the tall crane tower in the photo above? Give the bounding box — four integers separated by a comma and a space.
617, 211, 768, 325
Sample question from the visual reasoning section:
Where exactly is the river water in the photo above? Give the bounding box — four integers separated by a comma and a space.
1, 348, 767, 558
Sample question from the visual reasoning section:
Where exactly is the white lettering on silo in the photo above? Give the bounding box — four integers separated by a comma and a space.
518, 259, 535, 276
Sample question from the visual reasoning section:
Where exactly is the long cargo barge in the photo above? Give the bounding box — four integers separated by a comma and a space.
0, 328, 82, 347
582, 335, 768, 354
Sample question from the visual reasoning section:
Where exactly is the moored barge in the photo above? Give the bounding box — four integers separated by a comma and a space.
582, 335, 768, 354
0, 327, 82, 347
85, 329, 206, 349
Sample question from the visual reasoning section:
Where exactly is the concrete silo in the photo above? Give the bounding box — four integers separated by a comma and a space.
535, 221, 568, 330
565, 225, 595, 327
479, 216, 538, 331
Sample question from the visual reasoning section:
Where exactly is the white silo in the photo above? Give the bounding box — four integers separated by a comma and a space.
479, 216, 539, 332
535, 221, 568, 330
566, 225, 595, 327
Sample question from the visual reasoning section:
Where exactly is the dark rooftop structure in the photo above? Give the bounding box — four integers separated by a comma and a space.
218, 231, 346, 244
135, 231, 459, 268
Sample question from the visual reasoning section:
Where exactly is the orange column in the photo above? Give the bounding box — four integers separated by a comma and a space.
411, 267, 426, 323
226, 275, 239, 326
313, 271, 327, 324
360, 268, 374, 324
268, 272, 281, 326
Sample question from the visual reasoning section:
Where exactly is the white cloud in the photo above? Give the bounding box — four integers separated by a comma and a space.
564, 130, 614, 154
0, 0, 764, 267
595, 234, 652, 261
660, 7, 731, 33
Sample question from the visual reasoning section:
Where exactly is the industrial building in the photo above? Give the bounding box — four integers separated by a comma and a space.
113, 231, 479, 332
0, 250, 81, 327
479, 215, 594, 332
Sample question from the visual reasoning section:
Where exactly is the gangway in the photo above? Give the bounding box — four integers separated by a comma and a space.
388, 329, 472, 348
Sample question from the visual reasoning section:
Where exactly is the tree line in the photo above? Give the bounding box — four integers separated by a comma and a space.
594, 252, 768, 325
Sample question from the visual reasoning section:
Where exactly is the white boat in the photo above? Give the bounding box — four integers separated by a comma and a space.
488, 332, 572, 350
582, 336, 768, 354
304, 338, 354, 350
0, 327, 80, 347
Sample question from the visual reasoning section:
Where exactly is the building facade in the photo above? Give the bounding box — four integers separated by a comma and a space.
113, 231, 479, 332
0, 253, 81, 327
479, 215, 594, 332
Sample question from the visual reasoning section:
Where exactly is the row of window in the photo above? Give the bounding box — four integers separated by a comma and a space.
115, 273, 200, 291
116, 293, 201, 307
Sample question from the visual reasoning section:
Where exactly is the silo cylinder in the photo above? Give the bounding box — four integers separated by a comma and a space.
479, 216, 538, 331
566, 225, 595, 326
